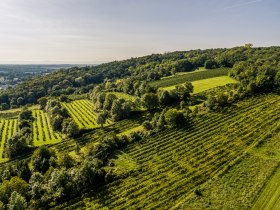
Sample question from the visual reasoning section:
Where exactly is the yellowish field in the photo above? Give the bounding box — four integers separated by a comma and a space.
32, 110, 62, 146
161, 76, 238, 94
0, 119, 19, 162
62, 100, 112, 129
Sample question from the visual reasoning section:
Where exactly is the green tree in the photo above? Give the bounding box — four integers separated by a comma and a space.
141, 93, 159, 110
164, 109, 185, 127
5, 135, 29, 159
0, 177, 28, 205
38, 97, 48, 110
8, 191, 27, 210
158, 90, 171, 106
31, 146, 56, 173
96, 113, 106, 128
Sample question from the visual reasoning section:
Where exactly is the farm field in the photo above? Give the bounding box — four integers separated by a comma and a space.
32, 110, 62, 146
61, 93, 280, 209
149, 68, 230, 88
62, 99, 112, 129
161, 76, 238, 93
0, 119, 18, 162
176, 126, 280, 209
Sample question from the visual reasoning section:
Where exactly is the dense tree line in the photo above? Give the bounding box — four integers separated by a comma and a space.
0, 129, 147, 209
1, 45, 279, 109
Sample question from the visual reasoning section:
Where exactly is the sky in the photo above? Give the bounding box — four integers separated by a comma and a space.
0, 0, 279, 64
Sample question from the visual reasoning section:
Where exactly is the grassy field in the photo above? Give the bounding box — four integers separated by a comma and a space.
161, 76, 238, 94
149, 68, 230, 88
62, 100, 112, 129
0, 119, 19, 162
32, 110, 62, 146
58, 93, 280, 209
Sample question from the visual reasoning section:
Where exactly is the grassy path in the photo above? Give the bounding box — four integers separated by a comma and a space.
252, 162, 280, 210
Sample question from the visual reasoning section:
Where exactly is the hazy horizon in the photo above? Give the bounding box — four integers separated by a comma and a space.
0, 0, 279, 64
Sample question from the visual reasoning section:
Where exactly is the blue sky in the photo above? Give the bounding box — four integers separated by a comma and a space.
0, 0, 279, 64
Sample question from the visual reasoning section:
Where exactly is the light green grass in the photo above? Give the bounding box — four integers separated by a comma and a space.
252, 166, 280, 210
252, 134, 280, 210
117, 125, 143, 136
161, 76, 238, 94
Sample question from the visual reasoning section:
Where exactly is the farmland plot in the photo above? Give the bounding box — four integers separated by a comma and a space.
32, 110, 62, 146
62, 100, 111, 129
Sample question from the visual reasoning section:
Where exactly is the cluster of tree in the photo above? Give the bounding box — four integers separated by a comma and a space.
5, 109, 33, 159
45, 99, 79, 137
0, 129, 146, 209
143, 107, 193, 132
103, 79, 157, 97
229, 61, 280, 93
1, 45, 277, 109
204, 90, 241, 110
91, 90, 134, 122
142, 82, 194, 110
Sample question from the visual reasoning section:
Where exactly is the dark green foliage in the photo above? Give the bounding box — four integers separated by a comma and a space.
141, 93, 159, 110
158, 90, 172, 106
0, 176, 28, 205
5, 135, 29, 159
205, 60, 219, 69
96, 113, 106, 128
31, 147, 56, 174
62, 119, 79, 137
16, 160, 31, 182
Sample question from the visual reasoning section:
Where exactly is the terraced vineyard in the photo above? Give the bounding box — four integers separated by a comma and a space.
161, 76, 238, 94
0, 119, 18, 162
62, 100, 111, 129
32, 110, 62, 146
78, 93, 280, 209
149, 68, 230, 88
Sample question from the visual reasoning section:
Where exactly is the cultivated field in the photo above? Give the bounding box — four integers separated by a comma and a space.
32, 110, 62, 146
177, 124, 280, 209
0, 119, 18, 162
62, 99, 111, 129
149, 68, 230, 88
161, 76, 238, 93
73, 93, 280, 209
